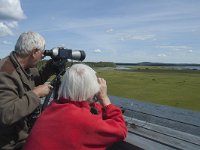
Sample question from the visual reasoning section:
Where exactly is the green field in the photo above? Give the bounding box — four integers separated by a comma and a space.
96, 68, 200, 112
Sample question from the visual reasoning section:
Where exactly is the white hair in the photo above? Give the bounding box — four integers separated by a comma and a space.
58, 64, 100, 101
15, 31, 45, 55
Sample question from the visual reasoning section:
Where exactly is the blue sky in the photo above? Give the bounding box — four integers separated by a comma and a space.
0, 0, 200, 63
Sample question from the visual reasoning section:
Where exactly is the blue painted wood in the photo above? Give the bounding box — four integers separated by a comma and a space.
109, 95, 200, 136
109, 96, 200, 150
124, 116, 200, 150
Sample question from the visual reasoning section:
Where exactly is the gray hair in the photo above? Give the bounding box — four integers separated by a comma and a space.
58, 64, 100, 101
15, 32, 45, 55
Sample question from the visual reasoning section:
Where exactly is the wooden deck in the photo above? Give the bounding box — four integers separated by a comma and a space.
108, 96, 200, 150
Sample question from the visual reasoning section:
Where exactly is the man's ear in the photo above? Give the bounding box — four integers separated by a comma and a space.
31, 49, 38, 58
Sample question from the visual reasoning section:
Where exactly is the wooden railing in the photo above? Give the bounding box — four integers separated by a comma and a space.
108, 96, 200, 150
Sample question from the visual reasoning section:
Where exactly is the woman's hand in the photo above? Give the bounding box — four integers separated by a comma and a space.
97, 78, 111, 106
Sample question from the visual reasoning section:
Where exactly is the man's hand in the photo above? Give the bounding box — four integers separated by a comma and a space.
32, 83, 53, 98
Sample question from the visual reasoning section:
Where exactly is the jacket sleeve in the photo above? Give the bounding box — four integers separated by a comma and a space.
0, 73, 40, 125
82, 104, 128, 148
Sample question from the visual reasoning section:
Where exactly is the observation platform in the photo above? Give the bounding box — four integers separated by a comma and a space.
108, 96, 200, 150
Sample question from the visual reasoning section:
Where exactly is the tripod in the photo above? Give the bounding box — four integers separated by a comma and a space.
42, 60, 67, 111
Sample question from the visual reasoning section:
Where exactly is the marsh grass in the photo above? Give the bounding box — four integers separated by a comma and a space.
96, 69, 200, 112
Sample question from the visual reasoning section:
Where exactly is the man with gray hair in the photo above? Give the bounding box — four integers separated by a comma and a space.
0, 32, 55, 149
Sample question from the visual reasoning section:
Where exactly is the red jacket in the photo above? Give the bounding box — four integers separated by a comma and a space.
23, 98, 127, 150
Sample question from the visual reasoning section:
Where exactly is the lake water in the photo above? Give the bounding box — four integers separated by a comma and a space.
116, 65, 200, 70
168, 66, 200, 70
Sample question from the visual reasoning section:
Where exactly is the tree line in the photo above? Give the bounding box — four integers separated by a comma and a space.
37, 60, 116, 70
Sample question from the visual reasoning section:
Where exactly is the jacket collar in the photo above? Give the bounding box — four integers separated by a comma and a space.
9, 52, 32, 78
9, 51, 33, 89
58, 97, 91, 110
57, 97, 101, 115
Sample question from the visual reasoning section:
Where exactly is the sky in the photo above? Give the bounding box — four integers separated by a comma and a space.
0, 0, 200, 63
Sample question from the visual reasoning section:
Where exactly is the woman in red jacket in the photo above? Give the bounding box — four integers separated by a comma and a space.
23, 64, 127, 150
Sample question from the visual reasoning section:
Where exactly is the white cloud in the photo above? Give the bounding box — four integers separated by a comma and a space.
2, 40, 12, 45
158, 53, 167, 57
157, 45, 192, 51
0, 0, 26, 20
5, 21, 18, 28
58, 44, 65, 47
120, 34, 156, 41
106, 28, 114, 33
0, 0, 26, 37
156, 45, 196, 62
0, 22, 13, 36
94, 49, 102, 53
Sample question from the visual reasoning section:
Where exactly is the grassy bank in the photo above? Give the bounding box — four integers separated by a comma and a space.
96, 68, 200, 112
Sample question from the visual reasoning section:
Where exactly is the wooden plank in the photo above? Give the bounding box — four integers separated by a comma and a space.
124, 117, 200, 150
123, 108, 200, 138
109, 96, 200, 149
125, 132, 176, 150
110, 95, 200, 125
124, 116, 200, 146
125, 116, 200, 145
110, 96, 200, 136
108, 141, 144, 150
127, 128, 200, 150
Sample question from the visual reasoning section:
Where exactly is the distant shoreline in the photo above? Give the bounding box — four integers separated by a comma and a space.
115, 62, 200, 66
